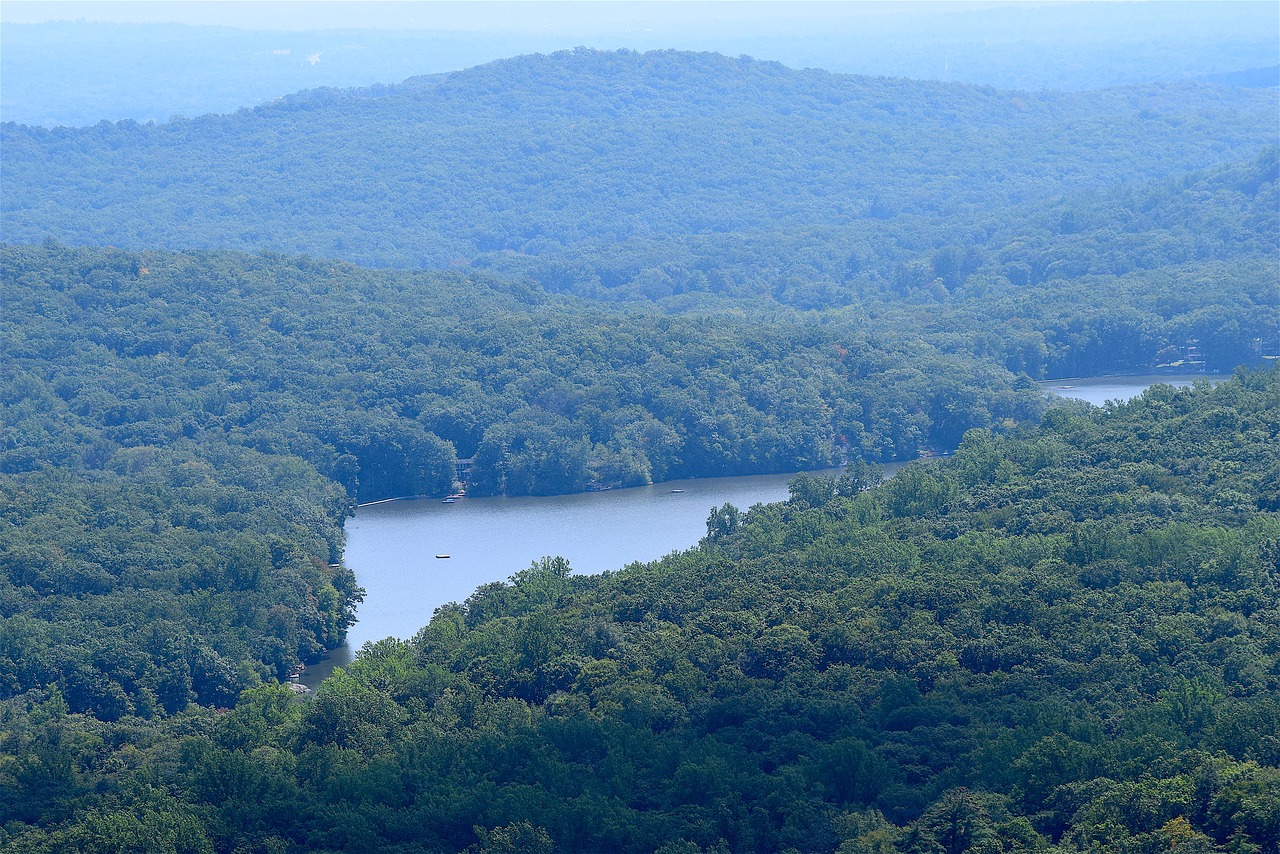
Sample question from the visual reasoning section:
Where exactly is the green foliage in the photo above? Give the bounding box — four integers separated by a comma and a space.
4, 50, 1274, 272
4, 369, 1276, 852
0, 46, 1276, 852
5, 51, 1274, 384
0, 444, 358, 716
1, 242, 1042, 502
490, 151, 1278, 375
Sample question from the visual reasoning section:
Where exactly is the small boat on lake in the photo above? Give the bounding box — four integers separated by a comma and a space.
436, 554, 450, 559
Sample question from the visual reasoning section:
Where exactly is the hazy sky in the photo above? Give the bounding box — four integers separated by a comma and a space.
5, 0, 1274, 128
0, 1, 1040, 32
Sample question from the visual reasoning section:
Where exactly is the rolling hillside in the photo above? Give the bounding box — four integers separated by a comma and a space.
4, 49, 1276, 268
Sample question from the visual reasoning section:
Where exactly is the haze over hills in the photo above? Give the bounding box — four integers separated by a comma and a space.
4, 49, 1277, 271
2, 1, 1277, 127
4, 10, 1280, 853
475, 148, 1279, 310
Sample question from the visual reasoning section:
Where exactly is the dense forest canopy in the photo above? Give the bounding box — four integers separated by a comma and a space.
475, 148, 1279, 374
1, 242, 1045, 504
4, 3, 1276, 127
4, 50, 1275, 382
0, 239, 1044, 720
477, 147, 1279, 303
2, 31, 1279, 854
3, 50, 1276, 268
3, 368, 1277, 852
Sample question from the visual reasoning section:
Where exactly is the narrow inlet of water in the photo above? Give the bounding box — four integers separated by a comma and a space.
1039, 373, 1217, 407
299, 464, 903, 686
299, 373, 1220, 687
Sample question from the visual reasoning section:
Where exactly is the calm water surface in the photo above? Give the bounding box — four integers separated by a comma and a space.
300, 465, 902, 684
300, 373, 1220, 685
1040, 374, 1218, 406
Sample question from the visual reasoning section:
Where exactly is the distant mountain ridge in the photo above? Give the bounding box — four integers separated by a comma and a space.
3, 49, 1275, 268
472, 147, 1280, 301
4, 3, 1277, 126
1193, 65, 1280, 88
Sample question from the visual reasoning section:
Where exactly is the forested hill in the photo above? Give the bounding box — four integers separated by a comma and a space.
4, 5, 1277, 127
0, 237, 1043, 742
478, 146, 1280, 306
2, 242, 1043, 506
3, 49, 1276, 267
473, 148, 1280, 376
3, 368, 1277, 853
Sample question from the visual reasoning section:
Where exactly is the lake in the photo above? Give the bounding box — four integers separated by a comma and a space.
298, 373, 1218, 686
1039, 373, 1217, 406
299, 464, 902, 685
344, 465, 910, 646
